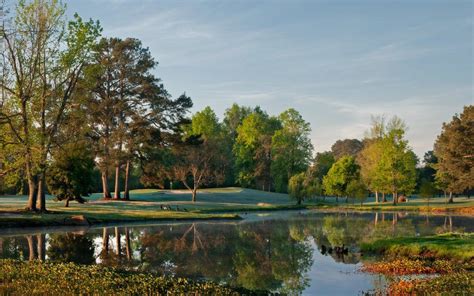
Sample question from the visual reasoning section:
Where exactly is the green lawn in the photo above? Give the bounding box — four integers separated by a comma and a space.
0, 187, 295, 227
1, 188, 473, 227
360, 233, 474, 263
312, 196, 474, 214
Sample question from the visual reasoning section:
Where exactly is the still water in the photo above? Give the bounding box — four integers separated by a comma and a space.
1, 211, 472, 295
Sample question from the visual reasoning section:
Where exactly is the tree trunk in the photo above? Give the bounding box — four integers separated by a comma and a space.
192, 189, 197, 202
123, 160, 130, 200
65, 198, 70, 207
113, 164, 121, 199
36, 174, 47, 212
374, 212, 378, 225
448, 191, 454, 203
382, 192, 387, 202
375, 191, 379, 203
392, 192, 397, 205
26, 162, 37, 211
102, 170, 111, 199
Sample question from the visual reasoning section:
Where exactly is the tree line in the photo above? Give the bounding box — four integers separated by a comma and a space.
0, 1, 472, 211
289, 107, 473, 205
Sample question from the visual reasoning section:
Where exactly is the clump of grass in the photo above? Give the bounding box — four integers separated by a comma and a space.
0, 259, 254, 295
360, 233, 474, 263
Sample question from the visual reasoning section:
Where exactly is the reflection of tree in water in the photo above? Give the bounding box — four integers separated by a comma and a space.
100, 227, 135, 268
234, 221, 313, 294
47, 233, 94, 264
0, 235, 45, 261
137, 220, 314, 294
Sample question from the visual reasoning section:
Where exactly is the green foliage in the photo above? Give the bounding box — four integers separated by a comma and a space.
46, 143, 95, 206
322, 156, 361, 198
346, 179, 367, 205
184, 106, 222, 141
0, 260, 251, 295
288, 172, 306, 205
271, 109, 313, 192
434, 105, 474, 195
360, 233, 474, 262
234, 108, 281, 189
419, 179, 436, 199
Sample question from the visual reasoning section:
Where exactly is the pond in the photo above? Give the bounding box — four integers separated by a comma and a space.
1, 211, 472, 295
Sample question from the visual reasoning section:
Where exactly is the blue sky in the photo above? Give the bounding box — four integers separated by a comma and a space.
67, 0, 473, 158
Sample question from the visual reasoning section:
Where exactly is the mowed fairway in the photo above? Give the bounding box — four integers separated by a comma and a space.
0, 188, 294, 226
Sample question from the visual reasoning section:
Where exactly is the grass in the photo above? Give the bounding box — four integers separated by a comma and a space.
311, 196, 474, 214
1, 188, 473, 227
0, 187, 295, 227
0, 259, 255, 295
360, 232, 474, 263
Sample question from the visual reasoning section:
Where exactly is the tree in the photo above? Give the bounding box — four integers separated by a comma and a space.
346, 179, 367, 205
168, 107, 227, 202
46, 142, 95, 207
305, 152, 335, 198
223, 103, 252, 139
271, 109, 313, 192
419, 179, 436, 205
434, 105, 474, 203
85, 37, 173, 200
288, 172, 306, 205
322, 156, 360, 202
357, 139, 385, 203
234, 108, 281, 190
0, 0, 100, 211
377, 117, 417, 205
331, 139, 363, 160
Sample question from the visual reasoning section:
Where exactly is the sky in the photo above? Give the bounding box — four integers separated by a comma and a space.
66, 0, 472, 158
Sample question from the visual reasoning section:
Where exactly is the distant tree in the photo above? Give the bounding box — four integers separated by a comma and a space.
346, 179, 367, 205
434, 105, 474, 203
271, 109, 313, 193
46, 143, 95, 207
234, 108, 281, 190
322, 156, 360, 203
168, 107, 228, 202
331, 139, 363, 160
223, 103, 252, 139
419, 179, 436, 205
357, 139, 385, 203
377, 117, 417, 205
288, 172, 306, 205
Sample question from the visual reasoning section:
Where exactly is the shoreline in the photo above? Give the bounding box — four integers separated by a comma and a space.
0, 202, 472, 229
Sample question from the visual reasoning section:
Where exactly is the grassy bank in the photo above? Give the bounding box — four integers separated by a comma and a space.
0, 259, 254, 295
361, 233, 474, 295
310, 196, 474, 214
360, 233, 474, 263
1, 188, 473, 228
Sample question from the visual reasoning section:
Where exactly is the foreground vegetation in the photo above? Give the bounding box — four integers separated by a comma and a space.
361, 233, 474, 295
361, 232, 474, 263
0, 259, 253, 295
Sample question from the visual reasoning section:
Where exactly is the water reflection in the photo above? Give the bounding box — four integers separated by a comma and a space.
0, 211, 471, 294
